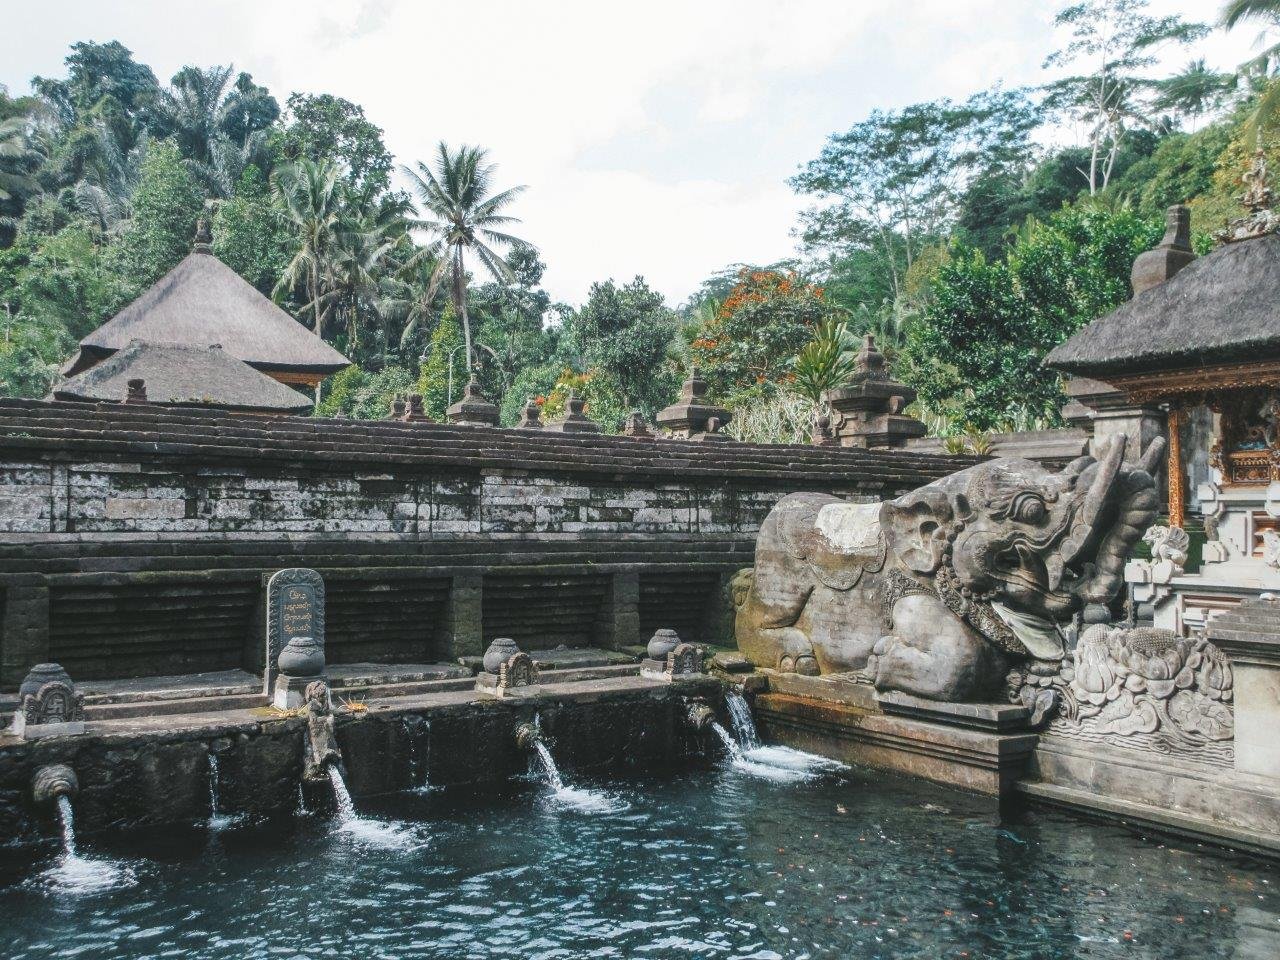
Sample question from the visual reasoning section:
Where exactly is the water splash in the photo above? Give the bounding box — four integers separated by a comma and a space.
33, 796, 136, 895
529, 736, 627, 814
712, 707, 845, 784
726, 692, 760, 750
326, 765, 423, 850
207, 753, 238, 830
405, 716, 435, 794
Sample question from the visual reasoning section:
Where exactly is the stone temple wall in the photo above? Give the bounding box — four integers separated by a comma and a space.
0, 400, 970, 685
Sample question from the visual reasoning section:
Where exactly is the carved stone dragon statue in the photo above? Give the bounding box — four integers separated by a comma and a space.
734, 435, 1164, 703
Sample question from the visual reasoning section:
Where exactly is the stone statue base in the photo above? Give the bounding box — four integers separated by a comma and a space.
474, 671, 540, 698
640, 643, 705, 681
273, 674, 325, 710
12, 716, 86, 740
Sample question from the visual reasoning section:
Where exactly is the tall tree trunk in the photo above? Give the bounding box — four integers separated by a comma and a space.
310, 259, 323, 406
454, 247, 473, 372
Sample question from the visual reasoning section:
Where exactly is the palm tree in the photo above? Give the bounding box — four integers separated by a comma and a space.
379, 254, 445, 352
273, 159, 344, 341
401, 142, 531, 370
1152, 60, 1238, 129
1222, 0, 1280, 130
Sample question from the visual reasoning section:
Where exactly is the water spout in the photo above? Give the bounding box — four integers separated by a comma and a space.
326, 764, 356, 823
685, 701, 716, 732
33, 765, 136, 893
515, 717, 625, 813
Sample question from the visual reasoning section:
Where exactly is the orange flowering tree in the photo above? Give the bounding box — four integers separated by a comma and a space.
690, 268, 833, 402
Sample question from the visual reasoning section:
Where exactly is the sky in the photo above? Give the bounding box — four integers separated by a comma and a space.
0, 0, 1260, 306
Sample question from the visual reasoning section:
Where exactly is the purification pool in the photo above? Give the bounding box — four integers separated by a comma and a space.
1, 746, 1277, 960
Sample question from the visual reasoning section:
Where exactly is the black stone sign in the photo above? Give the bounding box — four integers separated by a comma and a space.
264, 568, 325, 691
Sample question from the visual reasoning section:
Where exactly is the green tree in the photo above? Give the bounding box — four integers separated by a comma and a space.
691, 269, 831, 402
111, 139, 205, 289
315, 362, 411, 420
1151, 60, 1238, 129
402, 142, 531, 371
1042, 0, 1209, 195
417, 303, 466, 419
901, 205, 1162, 429
276, 93, 392, 197
272, 158, 343, 337
792, 89, 1037, 299
211, 165, 292, 294
566, 276, 677, 414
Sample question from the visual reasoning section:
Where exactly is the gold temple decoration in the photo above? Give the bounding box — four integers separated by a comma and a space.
1166, 404, 1186, 528
1219, 131, 1280, 243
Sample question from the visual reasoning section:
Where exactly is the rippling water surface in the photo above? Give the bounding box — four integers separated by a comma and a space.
1, 756, 1277, 959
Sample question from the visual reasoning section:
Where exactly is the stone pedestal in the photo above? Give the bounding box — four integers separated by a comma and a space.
446, 378, 499, 426
1063, 377, 1166, 476
822, 335, 924, 449
475, 640, 540, 698
273, 673, 325, 710
655, 368, 732, 440
640, 641, 704, 681
1208, 596, 1280, 781
545, 391, 601, 433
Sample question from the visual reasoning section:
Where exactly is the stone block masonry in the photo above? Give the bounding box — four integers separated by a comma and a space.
0, 400, 971, 685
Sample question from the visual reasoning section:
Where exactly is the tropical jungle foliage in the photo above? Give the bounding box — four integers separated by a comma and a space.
0, 1, 1274, 437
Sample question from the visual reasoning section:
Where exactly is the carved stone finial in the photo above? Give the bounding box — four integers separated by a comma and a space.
388, 393, 407, 419
656, 368, 732, 439
545, 389, 602, 433
811, 411, 837, 446
404, 392, 432, 422
852, 334, 889, 383
1132, 205, 1196, 293
124, 378, 148, 405
517, 397, 544, 429
1219, 135, 1280, 243
476, 637, 539, 696
193, 218, 213, 253
622, 410, 652, 438
446, 376, 500, 426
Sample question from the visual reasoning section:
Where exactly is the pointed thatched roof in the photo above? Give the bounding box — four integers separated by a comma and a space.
64, 247, 350, 377
52, 340, 313, 413
1045, 233, 1280, 377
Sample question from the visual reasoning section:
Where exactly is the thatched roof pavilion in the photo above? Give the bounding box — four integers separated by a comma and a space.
53, 340, 313, 414
1046, 231, 1280, 384
62, 223, 349, 390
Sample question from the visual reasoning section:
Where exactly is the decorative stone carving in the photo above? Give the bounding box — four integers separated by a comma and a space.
476, 638, 540, 697
655, 367, 732, 440
622, 411, 652, 438
403, 392, 432, 422
544, 391, 601, 433
124, 378, 148, 404
302, 680, 340, 781
735, 434, 1165, 702
667, 642, 703, 676
13, 662, 86, 739
266, 568, 326, 708
516, 398, 544, 429
1264, 531, 1280, 570
32, 764, 78, 804
446, 377, 500, 426
1218, 135, 1280, 244
647, 628, 681, 661
388, 394, 407, 419
1007, 624, 1234, 763
1129, 525, 1190, 585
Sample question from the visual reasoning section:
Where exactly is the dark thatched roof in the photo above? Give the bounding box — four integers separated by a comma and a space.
1045, 232, 1280, 376
64, 248, 350, 376
52, 340, 313, 413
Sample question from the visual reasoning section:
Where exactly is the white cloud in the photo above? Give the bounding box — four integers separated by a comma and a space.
0, 0, 1257, 304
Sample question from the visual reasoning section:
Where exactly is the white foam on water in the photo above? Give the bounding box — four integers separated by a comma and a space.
547, 785, 630, 814
741, 745, 846, 774
33, 797, 137, 895
326, 765, 425, 851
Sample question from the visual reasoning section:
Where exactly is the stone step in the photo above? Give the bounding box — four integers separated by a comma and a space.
86, 692, 269, 721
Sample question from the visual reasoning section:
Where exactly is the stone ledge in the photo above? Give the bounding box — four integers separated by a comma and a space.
754, 692, 1038, 795
876, 691, 1031, 732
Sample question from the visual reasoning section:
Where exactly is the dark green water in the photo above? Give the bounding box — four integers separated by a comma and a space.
0, 749, 1277, 960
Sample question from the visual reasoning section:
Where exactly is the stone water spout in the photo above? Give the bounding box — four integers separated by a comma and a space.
32, 763, 78, 805
684, 700, 717, 733
302, 681, 342, 782
514, 721, 542, 753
